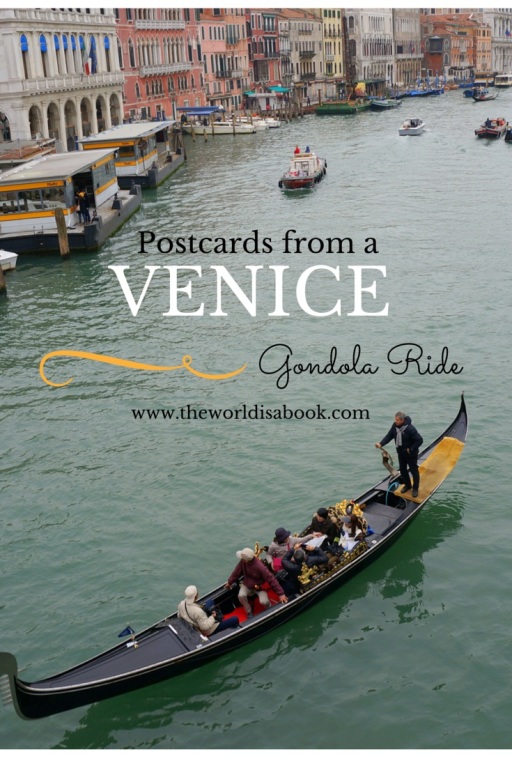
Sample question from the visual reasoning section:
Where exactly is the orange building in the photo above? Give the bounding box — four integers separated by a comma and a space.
421, 13, 492, 80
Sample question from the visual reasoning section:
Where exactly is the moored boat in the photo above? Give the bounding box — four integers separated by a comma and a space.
0, 396, 467, 720
370, 98, 402, 111
504, 123, 512, 142
278, 148, 327, 190
475, 117, 507, 138
494, 73, 512, 88
0, 248, 18, 271
399, 118, 425, 136
182, 120, 255, 135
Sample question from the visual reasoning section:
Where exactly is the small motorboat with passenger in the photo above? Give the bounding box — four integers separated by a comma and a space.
278, 148, 327, 190
399, 118, 425, 136
475, 117, 507, 138
0, 396, 467, 720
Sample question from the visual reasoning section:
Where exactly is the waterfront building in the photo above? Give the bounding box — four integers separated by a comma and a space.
115, 8, 205, 122
344, 8, 394, 95
277, 9, 323, 105
200, 8, 250, 112
419, 8, 512, 74
392, 8, 422, 87
309, 8, 344, 100
247, 10, 281, 90
420, 13, 492, 81
0, 8, 123, 151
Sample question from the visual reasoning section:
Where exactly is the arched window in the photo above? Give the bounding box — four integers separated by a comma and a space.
40, 34, 49, 77
20, 34, 30, 79
128, 38, 136, 68
104, 35, 111, 71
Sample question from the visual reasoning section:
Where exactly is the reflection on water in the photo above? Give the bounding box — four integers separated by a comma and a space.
56, 493, 465, 749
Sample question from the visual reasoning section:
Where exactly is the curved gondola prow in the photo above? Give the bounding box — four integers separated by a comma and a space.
418, 393, 468, 460
0, 652, 23, 719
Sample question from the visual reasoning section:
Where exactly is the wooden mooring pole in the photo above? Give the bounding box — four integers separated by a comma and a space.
54, 208, 70, 258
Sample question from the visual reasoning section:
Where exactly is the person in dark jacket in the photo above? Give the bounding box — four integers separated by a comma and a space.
308, 507, 339, 545
226, 547, 288, 619
279, 544, 328, 596
375, 411, 423, 497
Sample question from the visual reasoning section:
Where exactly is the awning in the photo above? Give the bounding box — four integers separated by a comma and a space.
176, 106, 221, 115
268, 86, 290, 93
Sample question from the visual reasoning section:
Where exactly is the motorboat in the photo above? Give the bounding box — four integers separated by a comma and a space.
0, 396, 467, 720
399, 118, 425, 136
475, 117, 507, 139
370, 98, 402, 111
278, 149, 327, 190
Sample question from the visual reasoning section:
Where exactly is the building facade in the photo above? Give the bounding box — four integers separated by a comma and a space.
115, 7, 205, 122
0, 7, 124, 150
278, 9, 323, 104
392, 8, 422, 86
345, 8, 394, 93
200, 8, 250, 112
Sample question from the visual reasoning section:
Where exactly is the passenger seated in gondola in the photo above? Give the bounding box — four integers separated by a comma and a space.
278, 544, 328, 596
267, 527, 322, 571
225, 548, 288, 619
308, 507, 339, 547
178, 586, 240, 636
341, 512, 366, 545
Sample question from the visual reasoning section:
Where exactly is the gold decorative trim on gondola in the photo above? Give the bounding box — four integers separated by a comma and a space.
298, 541, 369, 590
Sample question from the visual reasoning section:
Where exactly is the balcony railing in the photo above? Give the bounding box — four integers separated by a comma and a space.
135, 19, 185, 29
216, 70, 231, 78
140, 62, 191, 75
16, 71, 125, 95
299, 49, 316, 58
226, 36, 240, 45
301, 71, 317, 81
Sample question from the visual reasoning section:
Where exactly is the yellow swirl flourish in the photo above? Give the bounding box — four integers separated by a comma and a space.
39, 349, 247, 388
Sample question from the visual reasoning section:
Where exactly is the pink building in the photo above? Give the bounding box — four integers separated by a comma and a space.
200, 8, 250, 111
115, 8, 205, 122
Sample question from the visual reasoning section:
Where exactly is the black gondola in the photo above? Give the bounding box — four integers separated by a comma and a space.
0, 396, 468, 720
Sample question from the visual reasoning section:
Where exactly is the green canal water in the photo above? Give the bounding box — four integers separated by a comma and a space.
1, 90, 512, 750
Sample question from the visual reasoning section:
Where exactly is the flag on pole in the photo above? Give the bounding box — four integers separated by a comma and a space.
506, 29, 511, 37
83, 38, 97, 75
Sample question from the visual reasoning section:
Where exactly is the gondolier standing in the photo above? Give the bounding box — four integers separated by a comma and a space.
375, 411, 423, 497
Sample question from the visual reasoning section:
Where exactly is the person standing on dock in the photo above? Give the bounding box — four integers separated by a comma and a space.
375, 411, 423, 497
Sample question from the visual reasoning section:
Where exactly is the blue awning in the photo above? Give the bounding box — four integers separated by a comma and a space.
268, 86, 290, 93
176, 106, 221, 115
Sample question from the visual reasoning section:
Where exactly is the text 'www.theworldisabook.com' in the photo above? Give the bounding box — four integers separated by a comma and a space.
131, 405, 370, 421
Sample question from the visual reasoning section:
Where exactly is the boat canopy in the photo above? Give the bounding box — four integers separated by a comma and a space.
268, 86, 290, 93
176, 106, 223, 115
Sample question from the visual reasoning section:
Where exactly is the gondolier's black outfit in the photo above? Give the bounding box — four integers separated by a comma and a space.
379, 416, 423, 494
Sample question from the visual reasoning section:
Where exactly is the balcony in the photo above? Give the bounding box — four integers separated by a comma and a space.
301, 71, 317, 81
17, 71, 125, 96
226, 36, 240, 46
216, 70, 231, 78
325, 54, 335, 62
135, 19, 185, 30
140, 62, 191, 75
299, 49, 316, 59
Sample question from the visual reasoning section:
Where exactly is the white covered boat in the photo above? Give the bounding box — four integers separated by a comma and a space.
279, 148, 327, 190
182, 121, 255, 135
0, 248, 18, 271
399, 118, 426, 136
